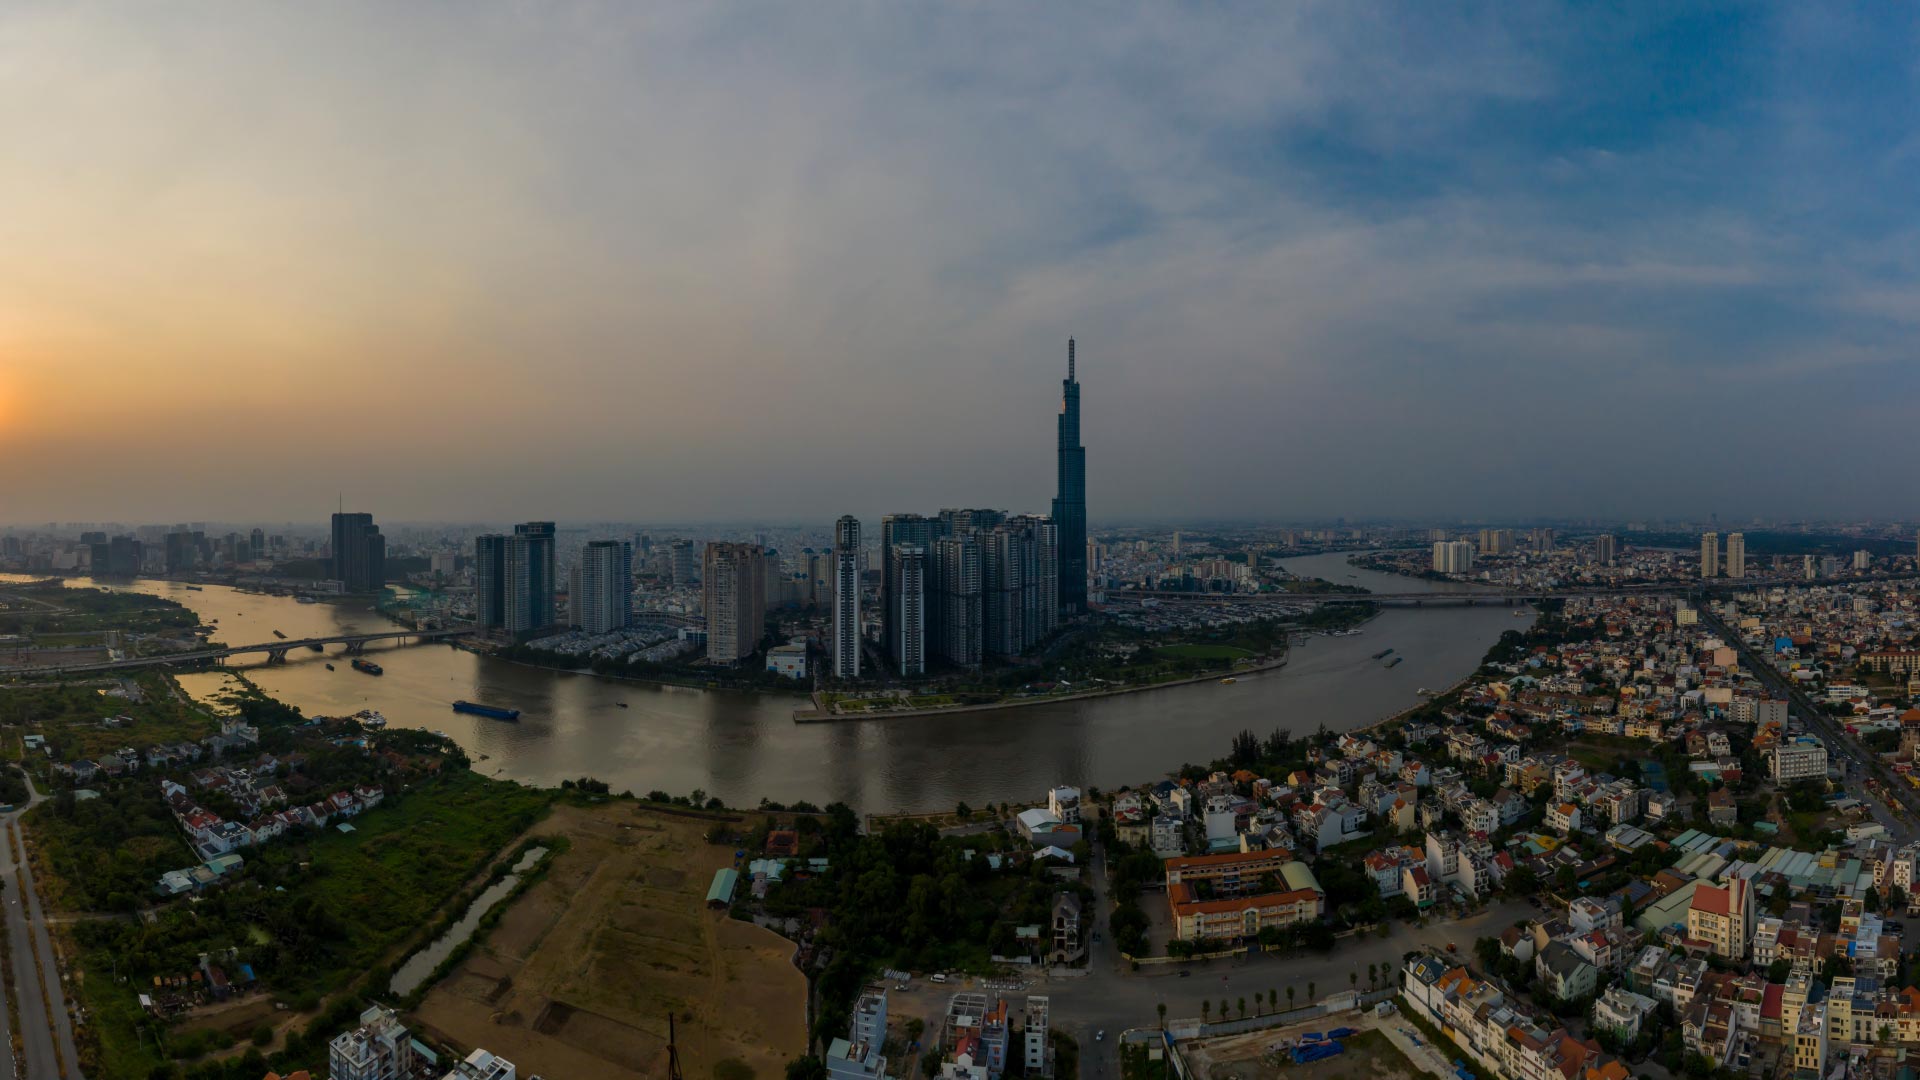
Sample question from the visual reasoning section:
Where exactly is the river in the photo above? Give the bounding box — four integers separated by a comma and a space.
4, 553, 1528, 812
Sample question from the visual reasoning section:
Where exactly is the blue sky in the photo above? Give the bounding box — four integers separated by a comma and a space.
3, 2, 1918, 522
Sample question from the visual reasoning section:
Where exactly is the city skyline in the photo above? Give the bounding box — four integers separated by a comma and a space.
7, 5, 1920, 523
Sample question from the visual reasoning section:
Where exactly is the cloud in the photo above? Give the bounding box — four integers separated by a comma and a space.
1, 1, 1917, 523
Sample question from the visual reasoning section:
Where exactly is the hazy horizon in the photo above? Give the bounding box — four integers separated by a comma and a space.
6, 3, 1920, 523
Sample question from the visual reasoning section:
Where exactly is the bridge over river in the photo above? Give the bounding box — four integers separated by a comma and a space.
4, 626, 475, 677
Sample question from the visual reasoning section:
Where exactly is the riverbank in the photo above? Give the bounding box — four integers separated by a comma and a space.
480, 649, 813, 698
792, 652, 1290, 723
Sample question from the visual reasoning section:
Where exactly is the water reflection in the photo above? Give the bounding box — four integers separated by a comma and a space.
3, 553, 1526, 812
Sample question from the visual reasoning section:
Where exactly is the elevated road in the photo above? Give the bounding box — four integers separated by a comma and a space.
4, 626, 474, 678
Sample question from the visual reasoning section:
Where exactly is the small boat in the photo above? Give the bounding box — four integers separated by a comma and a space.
272, 630, 286, 639
185, 584, 203, 591
1220, 677, 1237, 685
326, 663, 335, 671
1386, 656, 1403, 668
616, 701, 629, 708
452, 700, 520, 721
1372, 648, 1394, 660
351, 658, 383, 675
296, 596, 317, 604
1512, 610, 1527, 617
432, 729, 450, 738
1417, 687, 1434, 695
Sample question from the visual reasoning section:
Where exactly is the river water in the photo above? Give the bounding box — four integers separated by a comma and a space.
4, 553, 1528, 812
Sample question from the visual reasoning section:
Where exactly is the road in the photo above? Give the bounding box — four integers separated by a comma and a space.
1046, 835, 1537, 1080
1699, 607, 1920, 844
0, 771, 85, 1079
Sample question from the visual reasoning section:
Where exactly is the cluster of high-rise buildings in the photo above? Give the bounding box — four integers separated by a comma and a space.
1700, 531, 1747, 579
832, 342, 1088, 678
474, 522, 558, 637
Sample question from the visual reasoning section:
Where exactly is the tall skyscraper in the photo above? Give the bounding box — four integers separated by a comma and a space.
930, 533, 983, 668
668, 539, 697, 587
1593, 534, 1617, 566
330, 512, 386, 593
704, 542, 767, 663
574, 540, 633, 634
880, 513, 936, 667
249, 527, 266, 559
475, 534, 508, 628
1700, 532, 1719, 578
1050, 339, 1087, 616
1726, 532, 1746, 579
983, 516, 1057, 658
888, 544, 927, 675
505, 522, 556, 636
832, 516, 862, 679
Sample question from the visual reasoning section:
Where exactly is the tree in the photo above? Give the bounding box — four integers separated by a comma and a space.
1287, 986, 1296, 1011
1157, 1003, 1167, 1031
786, 1058, 828, 1080
1237, 996, 1247, 1018
956, 802, 972, 820
1307, 981, 1316, 1003
1202, 1001, 1211, 1023
1368, 963, 1379, 990
1350, 971, 1358, 992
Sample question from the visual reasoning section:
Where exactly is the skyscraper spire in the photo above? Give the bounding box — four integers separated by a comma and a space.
1052, 338, 1087, 615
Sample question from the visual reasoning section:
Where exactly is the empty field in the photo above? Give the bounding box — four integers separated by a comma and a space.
412, 802, 805, 1080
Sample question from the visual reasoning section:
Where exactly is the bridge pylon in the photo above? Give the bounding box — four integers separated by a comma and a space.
345, 641, 365, 655
266, 648, 288, 664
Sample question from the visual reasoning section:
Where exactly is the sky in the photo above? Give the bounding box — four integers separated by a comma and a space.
3, 2, 1919, 526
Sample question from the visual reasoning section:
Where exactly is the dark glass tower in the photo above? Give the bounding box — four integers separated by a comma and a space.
1051, 338, 1087, 614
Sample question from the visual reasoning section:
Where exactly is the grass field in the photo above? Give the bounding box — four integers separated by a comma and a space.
1153, 643, 1256, 661
412, 802, 806, 1080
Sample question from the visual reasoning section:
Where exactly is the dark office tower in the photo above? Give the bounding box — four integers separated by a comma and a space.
474, 534, 508, 628
505, 522, 557, 637
80, 530, 107, 545
249, 528, 265, 559
107, 535, 143, 577
888, 544, 927, 675
930, 534, 983, 668
88, 542, 110, 572
164, 530, 198, 574
833, 516, 862, 679
330, 512, 386, 592
1050, 339, 1087, 615
668, 539, 697, 587
879, 513, 937, 666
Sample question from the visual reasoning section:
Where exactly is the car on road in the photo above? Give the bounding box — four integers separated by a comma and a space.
1097, 1030, 1105, 1041
1178, 970, 1191, 977
1446, 943, 1457, 952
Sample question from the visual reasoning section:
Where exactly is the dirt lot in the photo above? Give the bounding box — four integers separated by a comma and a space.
1181, 1027, 1427, 1080
411, 802, 806, 1080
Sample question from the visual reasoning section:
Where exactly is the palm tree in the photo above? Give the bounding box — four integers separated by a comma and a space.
1270, 987, 1279, 1014
1238, 996, 1247, 1019
1219, 1000, 1229, 1022
1307, 981, 1317, 1003
1202, 1000, 1211, 1023
1158, 1003, 1167, 1031
1368, 963, 1379, 990
1287, 986, 1296, 1011
1350, 971, 1359, 992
